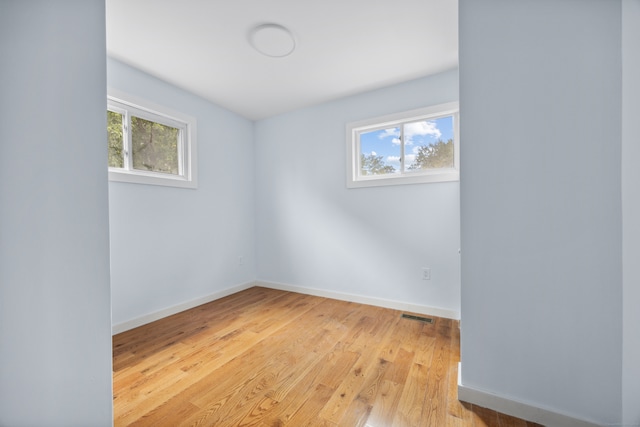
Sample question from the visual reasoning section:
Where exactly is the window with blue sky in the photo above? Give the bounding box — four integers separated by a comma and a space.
360, 115, 454, 175
346, 102, 459, 188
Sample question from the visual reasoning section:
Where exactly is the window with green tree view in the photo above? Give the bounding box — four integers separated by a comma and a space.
107, 91, 197, 188
346, 102, 459, 188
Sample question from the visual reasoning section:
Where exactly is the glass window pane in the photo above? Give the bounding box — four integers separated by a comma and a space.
107, 110, 124, 168
359, 127, 401, 176
131, 116, 180, 175
405, 116, 454, 171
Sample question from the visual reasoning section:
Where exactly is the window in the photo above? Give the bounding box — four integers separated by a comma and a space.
107, 89, 197, 188
346, 102, 459, 188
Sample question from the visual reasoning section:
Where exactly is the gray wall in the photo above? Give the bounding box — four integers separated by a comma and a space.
622, 0, 640, 425
459, 0, 623, 424
0, 1, 113, 426
107, 58, 256, 327
255, 70, 461, 316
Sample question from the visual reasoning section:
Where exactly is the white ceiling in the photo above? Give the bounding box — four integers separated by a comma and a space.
106, 0, 458, 121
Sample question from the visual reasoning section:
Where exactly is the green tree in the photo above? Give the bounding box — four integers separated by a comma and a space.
131, 117, 179, 175
107, 111, 124, 168
107, 109, 180, 175
360, 153, 395, 175
409, 139, 454, 170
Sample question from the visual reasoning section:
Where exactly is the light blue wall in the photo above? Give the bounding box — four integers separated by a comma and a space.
0, 1, 112, 425
622, 0, 640, 425
255, 69, 461, 316
107, 58, 256, 327
460, 0, 622, 424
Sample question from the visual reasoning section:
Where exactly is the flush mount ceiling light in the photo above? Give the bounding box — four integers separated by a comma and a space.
249, 23, 296, 58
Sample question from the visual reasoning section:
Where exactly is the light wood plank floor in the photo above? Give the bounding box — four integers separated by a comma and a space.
113, 287, 542, 426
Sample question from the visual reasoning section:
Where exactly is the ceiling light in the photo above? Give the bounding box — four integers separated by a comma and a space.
249, 24, 296, 58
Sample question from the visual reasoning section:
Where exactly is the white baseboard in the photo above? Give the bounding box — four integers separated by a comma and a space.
111, 279, 459, 335
111, 281, 254, 335
457, 363, 601, 427
255, 280, 460, 320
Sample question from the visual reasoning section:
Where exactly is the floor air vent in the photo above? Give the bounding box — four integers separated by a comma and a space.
401, 314, 434, 323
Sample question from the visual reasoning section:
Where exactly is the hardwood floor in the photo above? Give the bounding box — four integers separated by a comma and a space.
113, 287, 542, 426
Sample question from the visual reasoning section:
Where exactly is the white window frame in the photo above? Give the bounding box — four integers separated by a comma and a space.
346, 102, 459, 188
107, 88, 197, 189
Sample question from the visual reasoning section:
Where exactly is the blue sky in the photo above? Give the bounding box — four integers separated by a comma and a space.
360, 115, 454, 173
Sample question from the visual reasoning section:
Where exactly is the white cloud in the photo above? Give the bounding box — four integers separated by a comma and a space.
377, 121, 442, 146
412, 145, 432, 154
404, 120, 441, 145
405, 120, 441, 138
384, 154, 417, 170
379, 127, 400, 140
386, 155, 401, 172
370, 151, 377, 156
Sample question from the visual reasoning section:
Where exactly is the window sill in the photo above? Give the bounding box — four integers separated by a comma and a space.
108, 169, 197, 189
347, 169, 459, 188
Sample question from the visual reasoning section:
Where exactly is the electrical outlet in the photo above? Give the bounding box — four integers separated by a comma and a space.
238, 256, 244, 266
422, 267, 431, 280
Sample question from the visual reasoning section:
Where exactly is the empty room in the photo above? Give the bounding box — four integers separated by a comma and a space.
1, 0, 638, 427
